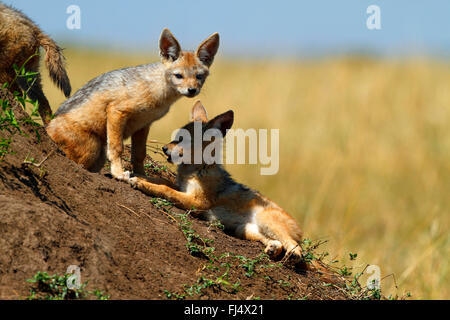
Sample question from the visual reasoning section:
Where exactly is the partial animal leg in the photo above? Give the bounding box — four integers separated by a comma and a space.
129, 177, 207, 210
236, 223, 283, 259
131, 125, 150, 175
106, 109, 129, 180
91, 146, 107, 172
16, 72, 53, 125
256, 210, 303, 262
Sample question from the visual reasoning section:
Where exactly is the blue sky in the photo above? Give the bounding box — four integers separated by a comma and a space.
5, 0, 450, 57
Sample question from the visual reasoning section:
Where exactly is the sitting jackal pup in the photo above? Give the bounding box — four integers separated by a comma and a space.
130, 101, 303, 261
47, 29, 219, 180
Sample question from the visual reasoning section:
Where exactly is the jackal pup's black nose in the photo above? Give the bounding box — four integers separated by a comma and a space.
187, 88, 197, 96
162, 146, 168, 154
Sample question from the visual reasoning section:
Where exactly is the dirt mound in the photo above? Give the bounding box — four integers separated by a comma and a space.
0, 89, 349, 300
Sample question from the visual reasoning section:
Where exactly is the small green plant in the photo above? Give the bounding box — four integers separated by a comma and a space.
92, 289, 110, 300
367, 288, 382, 300
1, 52, 42, 160
338, 266, 353, 277
277, 279, 291, 288
150, 197, 173, 210
144, 162, 168, 173
0, 96, 22, 159
208, 219, 225, 231
163, 289, 186, 300
177, 212, 215, 260
234, 253, 271, 278
23, 153, 36, 164
167, 269, 241, 299
26, 271, 109, 300
300, 238, 330, 263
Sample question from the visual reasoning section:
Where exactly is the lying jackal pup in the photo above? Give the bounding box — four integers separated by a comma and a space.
130, 101, 303, 261
47, 29, 219, 180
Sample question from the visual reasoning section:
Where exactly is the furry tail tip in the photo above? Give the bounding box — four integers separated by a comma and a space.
39, 33, 72, 98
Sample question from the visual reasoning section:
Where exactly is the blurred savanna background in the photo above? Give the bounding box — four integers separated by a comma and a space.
8, 0, 449, 299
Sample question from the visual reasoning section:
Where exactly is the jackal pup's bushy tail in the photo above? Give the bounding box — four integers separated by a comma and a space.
38, 32, 71, 98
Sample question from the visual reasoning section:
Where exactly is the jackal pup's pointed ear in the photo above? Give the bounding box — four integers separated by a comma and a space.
208, 110, 234, 136
191, 100, 209, 122
159, 28, 181, 61
196, 33, 220, 68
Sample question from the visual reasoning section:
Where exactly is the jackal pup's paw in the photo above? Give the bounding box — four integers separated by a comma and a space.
115, 170, 131, 182
286, 245, 303, 264
128, 176, 139, 188
264, 240, 283, 258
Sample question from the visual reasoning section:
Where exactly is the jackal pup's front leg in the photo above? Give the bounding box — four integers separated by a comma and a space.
129, 177, 208, 210
106, 108, 130, 181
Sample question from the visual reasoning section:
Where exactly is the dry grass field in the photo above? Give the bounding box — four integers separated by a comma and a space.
40, 48, 449, 299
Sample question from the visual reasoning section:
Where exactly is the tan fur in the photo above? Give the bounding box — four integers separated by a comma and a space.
0, 3, 71, 125
47, 29, 219, 179
130, 101, 304, 262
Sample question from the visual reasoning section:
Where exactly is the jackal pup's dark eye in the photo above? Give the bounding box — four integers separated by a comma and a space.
174, 73, 183, 79
196, 73, 204, 80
